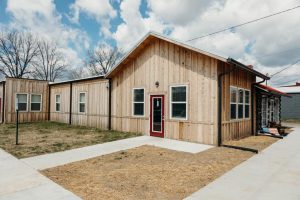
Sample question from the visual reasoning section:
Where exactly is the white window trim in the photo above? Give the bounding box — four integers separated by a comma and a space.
79, 92, 86, 114
230, 86, 238, 120
170, 85, 188, 120
230, 86, 251, 121
30, 94, 42, 112
244, 89, 251, 119
132, 88, 145, 117
15, 93, 28, 112
55, 94, 61, 112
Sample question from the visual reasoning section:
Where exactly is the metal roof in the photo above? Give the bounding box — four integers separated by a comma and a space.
49, 75, 105, 86
256, 84, 291, 97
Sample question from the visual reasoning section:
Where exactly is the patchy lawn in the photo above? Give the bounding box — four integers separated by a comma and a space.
42, 136, 278, 200
0, 122, 142, 158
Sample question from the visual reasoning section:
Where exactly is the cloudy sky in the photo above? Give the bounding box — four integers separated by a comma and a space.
0, 0, 300, 86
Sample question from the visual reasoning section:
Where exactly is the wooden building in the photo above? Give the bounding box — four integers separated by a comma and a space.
0, 77, 49, 123
106, 32, 269, 145
1, 32, 279, 146
49, 76, 109, 129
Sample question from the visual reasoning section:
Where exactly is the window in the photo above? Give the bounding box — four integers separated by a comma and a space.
170, 85, 187, 119
55, 94, 61, 112
133, 88, 144, 116
16, 94, 28, 111
230, 87, 237, 119
230, 86, 251, 120
238, 89, 244, 119
79, 92, 86, 113
30, 94, 42, 111
244, 90, 250, 118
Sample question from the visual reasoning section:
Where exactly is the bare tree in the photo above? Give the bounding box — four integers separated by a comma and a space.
33, 40, 67, 82
67, 67, 88, 80
86, 44, 122, 76
0, 31, 39, 78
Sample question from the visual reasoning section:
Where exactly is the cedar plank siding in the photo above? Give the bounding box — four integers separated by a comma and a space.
111, 38, 219, 145
4, 78, 49, 123
49, 79, 109, 129
218, 62, 256, 142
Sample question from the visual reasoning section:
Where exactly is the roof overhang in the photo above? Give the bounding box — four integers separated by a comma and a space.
256, 84, 291, 97
49, 75, 105, 86
227, 58, 270, 80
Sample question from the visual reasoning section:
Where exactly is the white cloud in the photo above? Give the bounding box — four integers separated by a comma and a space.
5, 0, 91, 72
113, 0, 168, 51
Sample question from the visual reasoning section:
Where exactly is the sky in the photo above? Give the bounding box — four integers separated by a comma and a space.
0, 0, 300, 86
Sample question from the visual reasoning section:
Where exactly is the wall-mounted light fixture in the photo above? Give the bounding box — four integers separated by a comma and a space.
155, 81, 159, 88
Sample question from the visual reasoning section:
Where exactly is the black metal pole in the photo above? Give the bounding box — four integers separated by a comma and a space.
16, 109, 19, 145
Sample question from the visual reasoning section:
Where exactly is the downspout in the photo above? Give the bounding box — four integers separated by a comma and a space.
251, 78, 266, 136
218, 63, 236, 146
69, 82, 73, 125
47, 84, 51, 121
1, 82, 5, 123
108, 78, 112, 130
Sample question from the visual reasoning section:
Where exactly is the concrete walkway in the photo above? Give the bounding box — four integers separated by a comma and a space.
22, 136, 213, 170
0, 149, 80, 200
186, 123, 300, 200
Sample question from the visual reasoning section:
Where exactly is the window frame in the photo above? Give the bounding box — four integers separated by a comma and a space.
15, 93, 28, 112
132, 88, 145, 117
78, 92, 86, 114
55, 94, 61, 112
170, 84, 188, 120
30, 94, 42, 112
230, 86, 251, 121
244, 89, 251, 119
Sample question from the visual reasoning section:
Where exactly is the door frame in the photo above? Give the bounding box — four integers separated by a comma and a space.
150, 95, 164, 138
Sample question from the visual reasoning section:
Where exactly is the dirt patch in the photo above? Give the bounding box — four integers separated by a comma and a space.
224, 135, 279, 151
0, 122, 141, 158
42, 136, 278, 200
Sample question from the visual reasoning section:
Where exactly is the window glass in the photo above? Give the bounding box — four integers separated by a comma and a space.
79, 93, 86, 113
133, 89, 144, 116
172, 86, 186, 102
55, 95, 61, 112
245, 105, 250, 118
31, 94, 41, 111
80, 93, 85, 102
230, 87, 237, 103
171, 86, 187, 119
238, 89, 244, 103
245, 90, 250, 104
16, 94, 27, 111
238, 104, 244, 119
230, 104, 237, 119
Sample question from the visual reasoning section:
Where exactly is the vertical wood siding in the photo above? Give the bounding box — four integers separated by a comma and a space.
50, 79, 109, 129
4, 78, 49, 123
111, 38, 218, 145
218, 62, 256, 142
0, 84, 3, 122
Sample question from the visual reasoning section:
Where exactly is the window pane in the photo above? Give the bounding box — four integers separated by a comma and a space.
80, 93, 85, 102
230, 104, 236, 119
18, 103, 27, 111
245, 91, 250, 104
79, 103, 85, 113
134, 103, 144, 115
31, 103, 41, 111
134, 89, 144, 102
230, 88, 237, 103
172, 103, 186, 118
172, 86, 186, 102
17, 94, 27, 103
238, 104, 244, 119
238, 89, 244, 103
56, 95, 61, 102
56, 103, 60, 112
245, 105, 250, 118
31, 95, 41, 103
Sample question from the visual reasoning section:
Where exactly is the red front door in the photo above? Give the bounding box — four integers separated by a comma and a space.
150, 95, 164, 137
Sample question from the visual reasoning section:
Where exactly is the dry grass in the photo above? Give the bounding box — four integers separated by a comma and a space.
42, 136, 278, 200
0, 122, 141, 158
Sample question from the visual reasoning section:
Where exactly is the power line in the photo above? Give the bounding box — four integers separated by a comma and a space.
186, 5, 300, 42
270, 58, 300, 78
256, 47, 300, 58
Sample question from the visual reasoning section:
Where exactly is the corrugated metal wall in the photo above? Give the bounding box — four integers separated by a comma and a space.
281, 93, 300, 119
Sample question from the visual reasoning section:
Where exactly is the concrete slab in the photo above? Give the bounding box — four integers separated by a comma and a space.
22, 136, 213, 170
185, 123, 300, 200
0, 149, 80, 200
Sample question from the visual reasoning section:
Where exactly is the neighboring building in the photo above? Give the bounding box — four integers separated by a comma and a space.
0, 77, 49, 123
1, 32, 285, 146
277, 82, 300, 120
